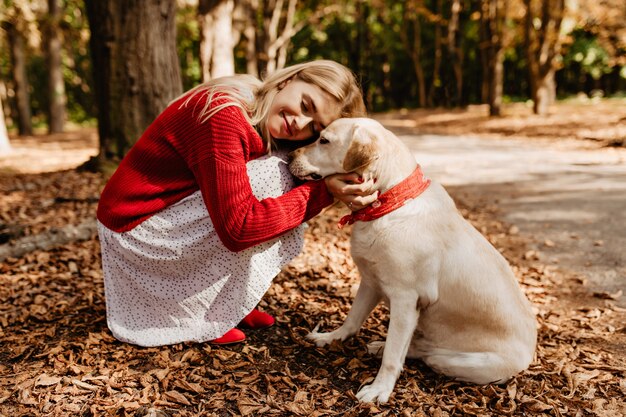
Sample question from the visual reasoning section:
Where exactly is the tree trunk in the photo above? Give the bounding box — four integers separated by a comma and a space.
263, 0, 283, 75
239, 0, 333, 77
428, 0, 443, 107
6, 22, 33, 136
480, 0, 507, 116
199, 0, 236, 82
242, 0, 259, 77
0, 94, 11, 155
199, 0, 215, 82
533, 69, 555, 115
84, 0, 111, 162
490, 47, 504, 116
44, 0, 67, 133
275, 0, 297, 71
447, 0, 463, 106
524, 0, 565, 115
402, 0, 427, 108
479, 3, 490, 104
251, 0, 302, 76
84, 0, 182, 163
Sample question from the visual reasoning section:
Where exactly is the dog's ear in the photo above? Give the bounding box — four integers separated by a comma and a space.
342, 125, 378, 172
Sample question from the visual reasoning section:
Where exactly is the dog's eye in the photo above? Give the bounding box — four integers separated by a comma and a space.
319, 137, 330, 144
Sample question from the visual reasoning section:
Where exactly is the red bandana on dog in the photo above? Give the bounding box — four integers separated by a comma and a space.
338, 165, 431, 229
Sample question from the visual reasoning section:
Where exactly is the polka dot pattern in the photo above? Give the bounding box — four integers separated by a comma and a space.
97, 151, 305, 347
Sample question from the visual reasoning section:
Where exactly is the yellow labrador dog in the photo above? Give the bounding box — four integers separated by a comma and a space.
288, 118, 536, 403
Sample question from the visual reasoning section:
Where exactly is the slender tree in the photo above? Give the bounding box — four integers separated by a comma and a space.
480, 0, 508, 116
401, 0, 427, 107
198, 0, 236, 81
239, 0, 334, 76
239, 0, 259, 77
0, 92, 11, 154
523, 0, 566, 115
428, 0, 444, 106
5, 21, 32, 135
44, 0, 66, 133
84, 0, 182, 164
447, 0, 464, 106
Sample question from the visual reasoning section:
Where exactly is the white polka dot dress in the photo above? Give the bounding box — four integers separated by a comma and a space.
97, 151, 305, 347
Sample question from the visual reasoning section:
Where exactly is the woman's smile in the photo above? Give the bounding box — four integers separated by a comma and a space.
282, 112, 293, 136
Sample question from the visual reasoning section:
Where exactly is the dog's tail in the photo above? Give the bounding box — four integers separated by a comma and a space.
419, 348, 531, 385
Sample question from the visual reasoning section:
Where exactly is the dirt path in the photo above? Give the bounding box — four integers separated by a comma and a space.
383, 127, 626, 308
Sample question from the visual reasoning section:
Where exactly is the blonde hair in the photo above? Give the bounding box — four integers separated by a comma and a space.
180, 60, 366, 150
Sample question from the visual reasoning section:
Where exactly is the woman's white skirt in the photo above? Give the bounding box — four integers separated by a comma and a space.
97, 152, 304, 347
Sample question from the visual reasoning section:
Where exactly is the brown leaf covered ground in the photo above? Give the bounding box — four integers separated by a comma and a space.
1, 102, 625, 416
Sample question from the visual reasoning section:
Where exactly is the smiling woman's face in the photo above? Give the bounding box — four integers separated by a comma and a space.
266, 78, 340, 141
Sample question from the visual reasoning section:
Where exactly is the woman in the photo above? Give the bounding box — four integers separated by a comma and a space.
97, 60, 377, 347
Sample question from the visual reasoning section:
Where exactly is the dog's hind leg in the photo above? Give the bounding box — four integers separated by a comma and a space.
356, 292, 419, 403
307, 280, 382, 347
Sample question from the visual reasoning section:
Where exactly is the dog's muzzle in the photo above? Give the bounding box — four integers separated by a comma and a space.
288, 154, 322, 181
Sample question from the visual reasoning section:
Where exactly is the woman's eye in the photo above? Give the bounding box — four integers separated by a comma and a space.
319, 137, 330, 144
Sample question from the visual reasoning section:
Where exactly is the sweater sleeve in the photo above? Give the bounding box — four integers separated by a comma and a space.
188, 106, 334, 252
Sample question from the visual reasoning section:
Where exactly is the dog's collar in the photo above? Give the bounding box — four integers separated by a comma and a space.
338, 165, 431, 229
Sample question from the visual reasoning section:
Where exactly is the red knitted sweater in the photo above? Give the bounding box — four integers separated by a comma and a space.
96, 91, 334, 252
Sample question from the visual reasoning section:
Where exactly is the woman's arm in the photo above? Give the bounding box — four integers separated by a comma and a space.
192, 157, 333, 252
188, 105, 334, 252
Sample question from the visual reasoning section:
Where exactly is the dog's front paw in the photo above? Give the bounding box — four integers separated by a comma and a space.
306, 330, 340, 347
356, 382, 394, 403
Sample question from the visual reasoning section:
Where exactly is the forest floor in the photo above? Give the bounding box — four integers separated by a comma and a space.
0, 99, 625, 416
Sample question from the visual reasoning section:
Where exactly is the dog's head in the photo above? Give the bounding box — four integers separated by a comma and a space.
288, 118, 384, 180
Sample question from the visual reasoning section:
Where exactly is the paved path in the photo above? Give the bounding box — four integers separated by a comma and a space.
393, 131, 626, 307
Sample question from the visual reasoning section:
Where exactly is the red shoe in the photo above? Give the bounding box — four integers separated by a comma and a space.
210, 328, 246, 345
238, 308, 275, 330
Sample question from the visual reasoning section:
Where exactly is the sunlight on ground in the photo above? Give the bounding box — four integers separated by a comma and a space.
507, 209, 598, 222
378, 100, 626, 144
0, 128, 98, 174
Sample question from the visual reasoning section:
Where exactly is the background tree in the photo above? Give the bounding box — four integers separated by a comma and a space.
257, 0, 299, 75
523, 0, 566, 115
239, 0, 333, 76
557, 0, 625, 96
0, 93, 10, 154
479, 0, 508, 116
5, 21, 32, 135
84, 0, 183, 165
198, 0, 235, 81
235, 0, 259, 76
42, 0, 66, 133
0, 0, 624, 147
2, 1, 41, 136
428, 0, 444, 106
400, 0, 433, 108
446, 0, 464, 106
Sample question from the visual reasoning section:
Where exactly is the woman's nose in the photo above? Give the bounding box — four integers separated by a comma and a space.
294, 114, 313, 131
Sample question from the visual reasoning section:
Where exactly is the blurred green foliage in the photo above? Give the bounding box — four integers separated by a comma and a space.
0, 0, 624, 130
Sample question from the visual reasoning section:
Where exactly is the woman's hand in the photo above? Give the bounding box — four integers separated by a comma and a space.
325, 173, 379, 211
